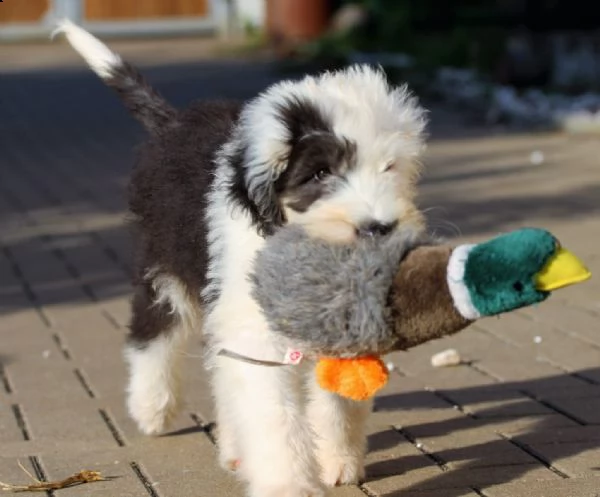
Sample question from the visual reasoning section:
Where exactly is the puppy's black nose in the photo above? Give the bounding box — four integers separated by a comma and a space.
357, 221, 396, 237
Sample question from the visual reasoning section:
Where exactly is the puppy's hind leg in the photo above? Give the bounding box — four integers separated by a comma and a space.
125, 274, 197, 435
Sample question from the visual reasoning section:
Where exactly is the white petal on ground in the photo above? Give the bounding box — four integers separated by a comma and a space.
431, 348, 462, 367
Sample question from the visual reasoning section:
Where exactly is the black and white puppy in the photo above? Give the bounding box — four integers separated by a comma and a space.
56, 20, 428, 497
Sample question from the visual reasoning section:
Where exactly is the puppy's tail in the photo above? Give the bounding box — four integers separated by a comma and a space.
53, 20, 176, 135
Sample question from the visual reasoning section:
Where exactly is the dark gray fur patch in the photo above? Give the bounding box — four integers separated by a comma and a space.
251, 226, 435, 357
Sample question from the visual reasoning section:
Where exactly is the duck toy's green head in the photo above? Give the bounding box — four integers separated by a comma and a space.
448, 228, 592, 319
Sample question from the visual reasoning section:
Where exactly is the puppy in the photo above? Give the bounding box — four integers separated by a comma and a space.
56, 21, 428, 497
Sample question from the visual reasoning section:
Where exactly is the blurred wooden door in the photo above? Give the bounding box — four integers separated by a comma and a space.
85, 0, 209, 20
0, 0, 49, 23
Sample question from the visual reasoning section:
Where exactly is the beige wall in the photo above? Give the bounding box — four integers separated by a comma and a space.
84, 0, 208, 21
0, 0, 49, 24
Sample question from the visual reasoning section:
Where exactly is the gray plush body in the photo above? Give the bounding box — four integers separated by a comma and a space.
251, 226, 435, 357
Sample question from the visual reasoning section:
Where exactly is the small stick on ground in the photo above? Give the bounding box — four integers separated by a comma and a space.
16, 462, 39, 485
0, 461, 106, 493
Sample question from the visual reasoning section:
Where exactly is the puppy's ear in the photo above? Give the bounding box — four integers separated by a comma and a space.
245, 160, 287, 235
227, 143, 286, 236
236, 96, 331, 235
247, 97, 331, 229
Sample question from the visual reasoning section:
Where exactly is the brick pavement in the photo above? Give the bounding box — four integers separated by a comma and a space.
0, 39, 599, 497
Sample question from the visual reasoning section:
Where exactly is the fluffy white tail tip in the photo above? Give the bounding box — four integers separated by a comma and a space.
51, 19, 122, 79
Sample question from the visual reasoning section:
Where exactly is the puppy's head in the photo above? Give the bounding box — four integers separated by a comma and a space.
236, 65, 427, 242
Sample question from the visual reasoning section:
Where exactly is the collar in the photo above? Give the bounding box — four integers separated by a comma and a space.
217, 347, 304, 367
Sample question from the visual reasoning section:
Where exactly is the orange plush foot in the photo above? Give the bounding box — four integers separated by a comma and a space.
316, 356, 389, 401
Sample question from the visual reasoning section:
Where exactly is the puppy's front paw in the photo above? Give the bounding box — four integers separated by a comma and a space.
319, 453, 365, 487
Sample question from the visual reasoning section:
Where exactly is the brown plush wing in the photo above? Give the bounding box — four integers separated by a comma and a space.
389, 245, 473, 350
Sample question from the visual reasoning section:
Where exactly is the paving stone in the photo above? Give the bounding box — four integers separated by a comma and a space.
419, 367, 498, 391
39, 450, 146, 497
0, 286, 31, 311
376, 386, 453, 413
0, 401, 26, 444
4, 239, 74, 290
473, 352, 567, 384
54, 309, 128, 399
436, 439, 541, 469
485, 478, 600, 497
570, 367, 600, 385
364, 463, 558, 494
69, 352, 128, 402
514, 426, 600, 446
521, 378, 600, 400
366, 428, 439, 477
36, 287, 94, 322
477, 312, 537, 344
541, 397, 600, 425
23, 400, 120, 449
387, 326, 526, 380
133, 433, 245, 497
330, 487, 369, 496
378, 402, 465, 432
8, 356, 90, 403
460, 396, 554, 418
522, 441, 600, 480
439, 385, 525, 407
100, 296, 132, 329
0, 258, 21, 293
404, 326, 566, 384
399, 415, 499, 447
522, 305, 600, 347
183, 368, 216, 424
446, 326, 522, 358
0, 307, 47, 332
0, 456, 52, 490
48, 301, 115, 328
483, 321, 600, 373
363, 466, 445, 495
96, 397, 146, 446
370, 373, 461, 428
481, 415, 581, 437
371, 489, 480, 497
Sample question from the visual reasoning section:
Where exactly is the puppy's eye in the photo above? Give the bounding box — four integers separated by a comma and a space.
313, 168, 331, 182
383, 161, 395, 173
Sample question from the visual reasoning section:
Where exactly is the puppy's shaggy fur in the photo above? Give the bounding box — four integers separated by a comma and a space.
56, 20, 428, 497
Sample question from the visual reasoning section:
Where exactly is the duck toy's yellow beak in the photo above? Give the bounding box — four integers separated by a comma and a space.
535, 247, 592, 292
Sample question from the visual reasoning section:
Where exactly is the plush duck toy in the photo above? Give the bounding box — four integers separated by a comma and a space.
251, 226, 590, 401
